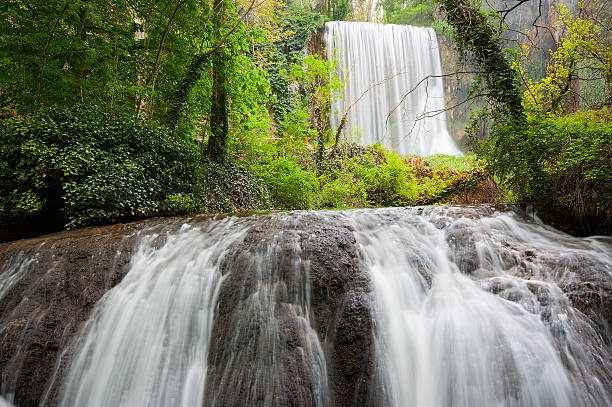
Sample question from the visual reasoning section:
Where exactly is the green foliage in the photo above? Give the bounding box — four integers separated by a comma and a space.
469, 108, 612, 226
348, 148, 420, 206
438, 0, 523, 121
250, 144, 319, 210
248, 140, 478, 210
0, 105, 198, 228
198, 160, 271, 213
0, 105, 273, 232
0, 0, 133, 111
259, 6, 324, 123
514, 4, 612, 113
278, 102, 318, 143
381, 0, 436, 26
419, 154, 478, 171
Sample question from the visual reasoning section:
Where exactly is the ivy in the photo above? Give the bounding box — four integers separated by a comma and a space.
437, 0, 523, 121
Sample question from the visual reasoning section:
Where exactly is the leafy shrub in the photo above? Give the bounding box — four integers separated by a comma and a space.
253, 156, 318, 210
469, 107, 612, 232
348, 148, 420, 206
314, 169, 369, 209
0, 105, 198, 229
198, 160, 271, 213
420, 154, 478, 171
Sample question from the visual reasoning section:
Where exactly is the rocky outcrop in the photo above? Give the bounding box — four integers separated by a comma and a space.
0, 217, 183, 406
203, 213, 378, 407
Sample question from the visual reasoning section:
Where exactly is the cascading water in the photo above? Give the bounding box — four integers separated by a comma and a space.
59, 214, 329, 407
339, 206, 612, 406
0, 206, 610, 407
60, 219, 248, 407
202, 214, 329, 407
325, 22, 462, 156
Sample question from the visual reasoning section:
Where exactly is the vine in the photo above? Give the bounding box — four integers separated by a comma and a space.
437, 0, 523, 121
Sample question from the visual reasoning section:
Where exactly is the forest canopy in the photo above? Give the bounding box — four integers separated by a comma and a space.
0, 0, 610, 238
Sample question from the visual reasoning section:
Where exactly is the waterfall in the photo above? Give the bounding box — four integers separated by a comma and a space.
1, 207, 611, 406
202, 213, 329, 407
339, 207, 612, 406
59, 214, 329, 407
60, 220, 248, 406
325, 22, 462, 156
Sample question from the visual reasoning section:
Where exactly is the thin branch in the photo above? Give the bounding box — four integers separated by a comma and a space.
385, 71, 484, 128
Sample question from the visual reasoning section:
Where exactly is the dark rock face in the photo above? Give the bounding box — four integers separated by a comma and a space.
203, 213, 379, 407
0, 218, 182, 407
0, 213, 380, 407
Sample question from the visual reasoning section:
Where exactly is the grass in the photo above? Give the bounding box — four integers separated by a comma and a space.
417, 154, 479, 171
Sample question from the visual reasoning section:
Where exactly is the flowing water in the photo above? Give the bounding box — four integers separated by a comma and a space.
60, 220, 247, 407
59, 214, 329, 407
325, 22, 462, 156
338, 206, 612, 407
201, 214, 329, 407
0, 206, 611, 406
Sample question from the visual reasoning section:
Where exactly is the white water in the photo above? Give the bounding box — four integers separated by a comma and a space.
60, 214, 329, 407
0, 251, 37, 303
3, 207, 609, 406
0, 396, 14, 407
204, 216, 328, 407
341, 206, 612, 406
60, 219, 247, 407
326, 22, 462, 156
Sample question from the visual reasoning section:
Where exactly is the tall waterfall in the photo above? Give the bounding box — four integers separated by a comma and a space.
0, 207, 611, 406
326, 22, 462, 156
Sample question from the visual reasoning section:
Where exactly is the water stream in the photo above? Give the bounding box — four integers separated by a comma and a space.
339, 207, 611, 406
325, 22, 462, 156
60, 220, 247, 406
0, 206, 610, 406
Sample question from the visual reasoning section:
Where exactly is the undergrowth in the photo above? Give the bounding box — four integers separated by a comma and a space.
246, 140, 492, 210
469, 107, 612, 234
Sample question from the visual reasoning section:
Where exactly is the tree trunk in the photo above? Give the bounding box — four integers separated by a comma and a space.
207, 0, 228, 164
35, 2, 70, 105
166, 53, 209, 130
207, 47, 228, 163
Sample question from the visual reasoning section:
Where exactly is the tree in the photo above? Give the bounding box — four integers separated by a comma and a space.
207, 0, 230, 163
515, 3, 612, 113
0, 0, 134, 113
437, 0, 523, 122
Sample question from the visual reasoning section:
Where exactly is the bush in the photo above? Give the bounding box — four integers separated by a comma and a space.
198, 160, 271, 213
469, 107, 612, 233
350, 148, 420, 206
248, 141, 478, 210
0, 105, 198, 229
253, 155, 318, 210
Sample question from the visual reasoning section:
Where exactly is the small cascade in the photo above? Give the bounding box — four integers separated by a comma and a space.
59, 214, 329, 407
339, 207, 612, 406
202, 214, 329, 407
0, 207, 610, 406
60, 220, 248, 406
325, 21, 462, 156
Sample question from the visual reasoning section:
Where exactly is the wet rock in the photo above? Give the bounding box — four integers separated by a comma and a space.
555, 254, 612, 345
203, 213, 379, 407
0, 218, 180, 407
